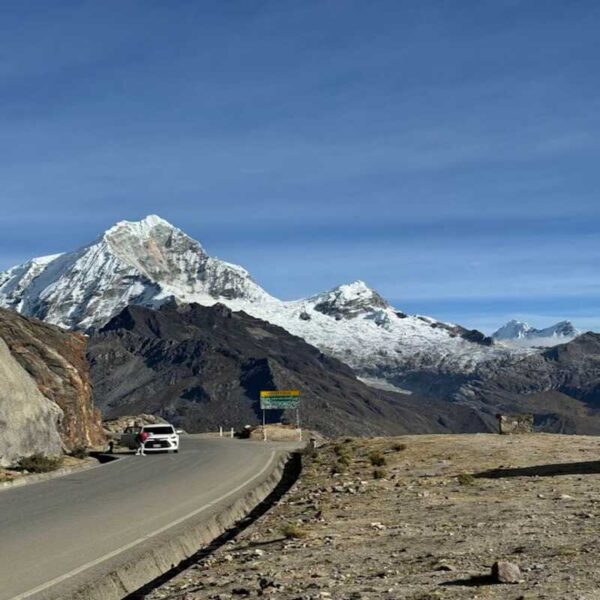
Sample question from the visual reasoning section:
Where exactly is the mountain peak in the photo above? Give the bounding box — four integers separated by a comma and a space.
492, 320, 533, 340
338, 280, 373, 293
493, 318, 580, 345
308, 280, 389, 319
104, 214, 178, 239
537, 320, 579, 338
0, 214, 272, 330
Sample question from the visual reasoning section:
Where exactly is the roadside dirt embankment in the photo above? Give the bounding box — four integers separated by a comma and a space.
147, 433, 600, 599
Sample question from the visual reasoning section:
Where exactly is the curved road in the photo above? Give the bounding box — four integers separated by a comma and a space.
0, 437, 294, 600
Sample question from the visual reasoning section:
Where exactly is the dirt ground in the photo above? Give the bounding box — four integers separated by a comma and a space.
147, 434, 600, 599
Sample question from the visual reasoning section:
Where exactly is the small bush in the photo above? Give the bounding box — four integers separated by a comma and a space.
457, 473, 475, 486
369, 451, 386, 467
391, 442, 407, 452
281, 523, 307, 539
69, 446, 88, 460
331, 461, 347, 475
333, 444, 352, 458
17, 454, 63, 473
373, 468, 387, 479
302, 445, 318, 465
337, 454, 351, 467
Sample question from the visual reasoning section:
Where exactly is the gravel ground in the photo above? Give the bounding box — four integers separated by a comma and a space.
146, 433, 600, 600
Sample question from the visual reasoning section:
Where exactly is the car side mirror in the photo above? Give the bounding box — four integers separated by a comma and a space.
176, 429, 183, 434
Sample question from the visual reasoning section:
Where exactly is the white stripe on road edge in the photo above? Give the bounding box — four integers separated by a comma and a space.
12, 450, 277, 600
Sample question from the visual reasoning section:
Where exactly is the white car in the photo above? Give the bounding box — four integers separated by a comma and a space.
120, 423, 180, 453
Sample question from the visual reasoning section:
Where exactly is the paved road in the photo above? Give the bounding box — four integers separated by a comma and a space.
0, 437, 294, 600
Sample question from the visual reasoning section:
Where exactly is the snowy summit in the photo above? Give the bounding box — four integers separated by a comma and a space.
493, 319, 580, 346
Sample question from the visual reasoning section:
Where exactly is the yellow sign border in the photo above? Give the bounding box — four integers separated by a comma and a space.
260, 390, 300, 398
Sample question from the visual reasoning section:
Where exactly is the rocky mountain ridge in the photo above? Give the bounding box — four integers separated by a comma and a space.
88, 302, 491, 436
451, 332, 600, 433
3, 216, 600, 434
0, 216, 515, 396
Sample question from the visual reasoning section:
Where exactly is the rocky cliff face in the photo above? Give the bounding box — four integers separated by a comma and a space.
88, 302, 491, 437
0, 308, 104, 450
0, 337, 63, 466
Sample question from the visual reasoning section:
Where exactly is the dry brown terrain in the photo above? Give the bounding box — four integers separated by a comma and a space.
147, 434, 600, 599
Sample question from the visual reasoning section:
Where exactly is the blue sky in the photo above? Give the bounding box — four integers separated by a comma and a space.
1, 1, 600, 332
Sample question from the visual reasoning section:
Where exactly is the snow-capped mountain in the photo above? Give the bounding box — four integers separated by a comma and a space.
493, 319, 580, 347
0, 215, 516, 394
492, 320, 534, 340
536, 321, 580, 339
0, 215, 273, 330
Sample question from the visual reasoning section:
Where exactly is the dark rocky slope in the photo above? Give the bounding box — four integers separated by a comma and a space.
88, 303, 491, 436
454, 333, 600, 433
0, 308, 105, 450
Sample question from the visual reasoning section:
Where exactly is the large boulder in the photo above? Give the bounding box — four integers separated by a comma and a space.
0, 337, 63, 466
0, 308, 105, 450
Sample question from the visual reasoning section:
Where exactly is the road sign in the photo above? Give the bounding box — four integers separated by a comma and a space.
260, 389, 300, 409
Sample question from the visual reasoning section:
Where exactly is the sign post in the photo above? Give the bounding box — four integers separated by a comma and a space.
260, 390, 301, 441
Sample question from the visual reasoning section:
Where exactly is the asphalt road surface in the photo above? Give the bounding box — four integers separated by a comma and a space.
0, 437, 294, 600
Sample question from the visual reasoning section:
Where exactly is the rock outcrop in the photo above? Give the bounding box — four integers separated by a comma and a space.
0, 337, 63, 466
0, 308, 104, 451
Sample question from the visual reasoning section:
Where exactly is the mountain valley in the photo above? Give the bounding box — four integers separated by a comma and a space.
1, 215, 599, 435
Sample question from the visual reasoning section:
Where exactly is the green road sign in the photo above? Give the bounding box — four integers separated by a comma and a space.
260, 389, 300, 409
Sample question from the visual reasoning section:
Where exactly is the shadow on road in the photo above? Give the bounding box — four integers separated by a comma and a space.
476, 460, 600, 479
88, 451, 121, 464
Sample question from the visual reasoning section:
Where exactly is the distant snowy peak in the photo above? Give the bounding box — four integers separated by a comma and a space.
493, 319, 580, 344
492, 320, 534, 340
306, 280, 390, 320
536, 321, 580, 339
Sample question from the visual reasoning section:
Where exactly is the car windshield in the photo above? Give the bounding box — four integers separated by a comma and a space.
143, 426, 175, 434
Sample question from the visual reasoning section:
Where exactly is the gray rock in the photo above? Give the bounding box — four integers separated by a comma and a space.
491, 560, 521, 584
0, 337, 63, 466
